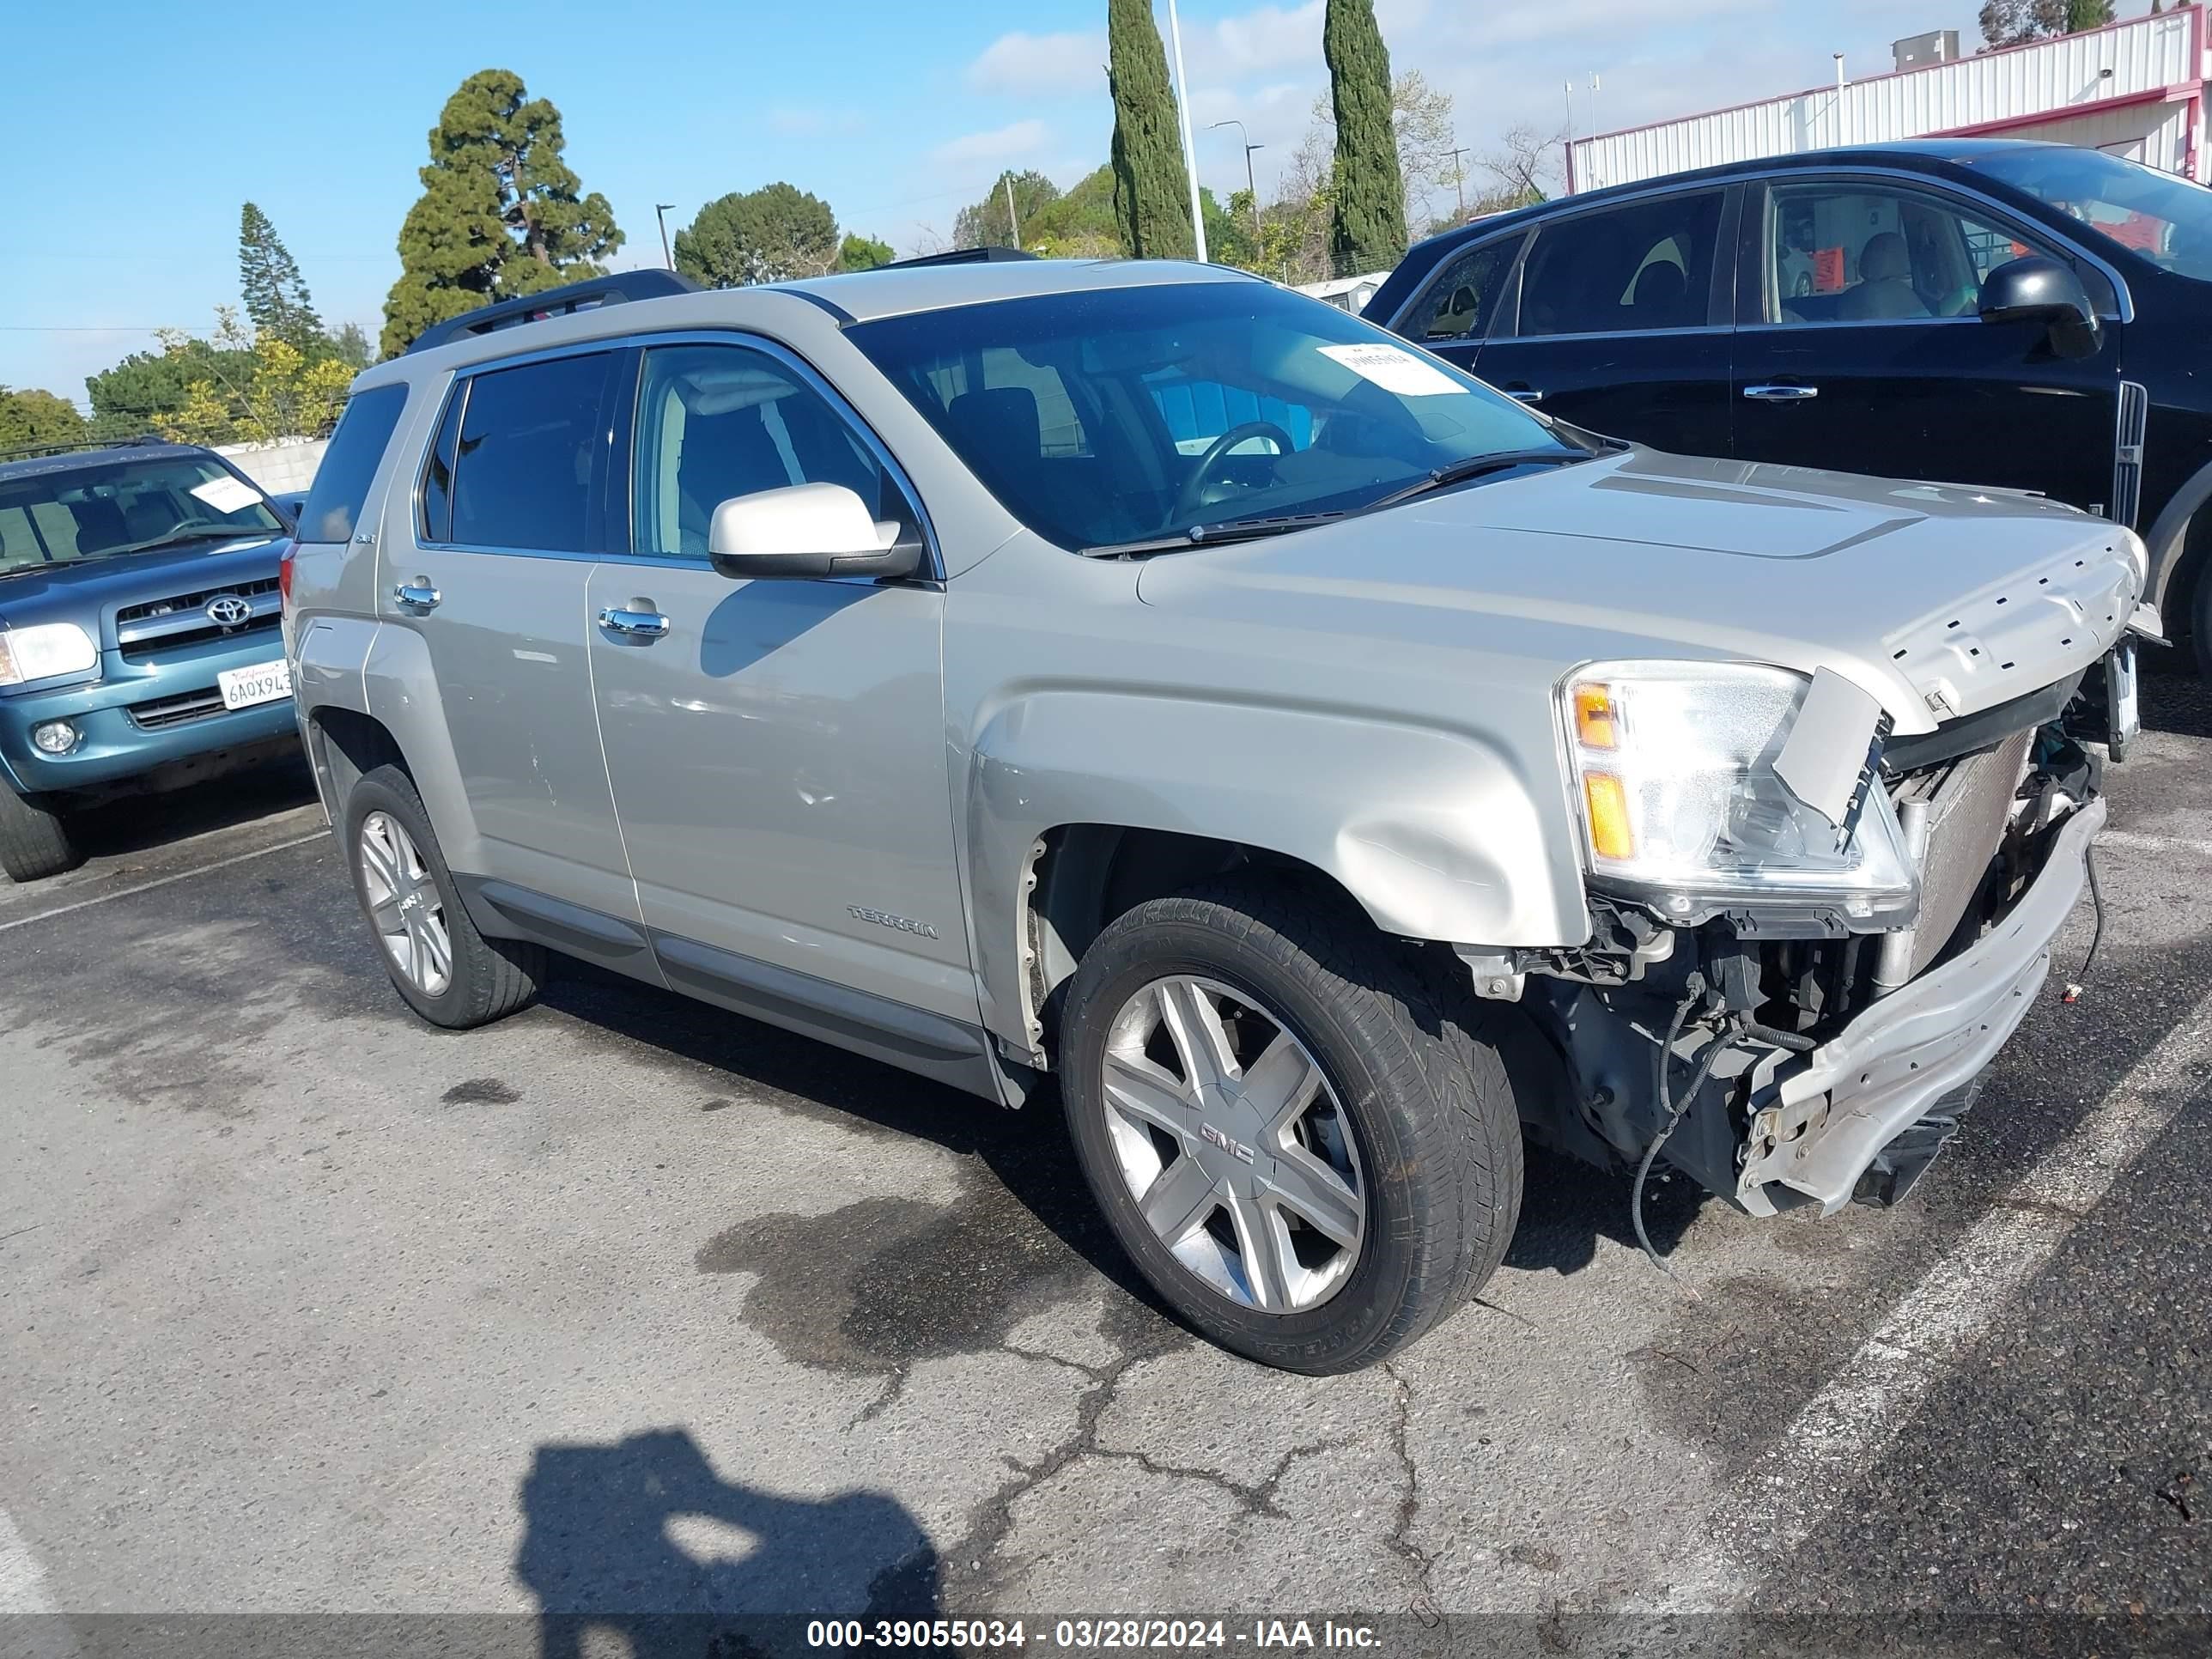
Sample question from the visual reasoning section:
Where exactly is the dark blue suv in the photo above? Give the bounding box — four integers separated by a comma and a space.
0, 443, 300, 880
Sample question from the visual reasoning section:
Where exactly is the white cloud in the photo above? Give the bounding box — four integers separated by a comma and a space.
931, 118, 1054, 170
967, 30, 1108, 96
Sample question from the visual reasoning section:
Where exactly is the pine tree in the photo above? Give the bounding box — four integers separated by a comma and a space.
1323, 0, 1407, 275
380, 70, 623, 357
238, 204, 325, 355
1107, 0, 1194, 259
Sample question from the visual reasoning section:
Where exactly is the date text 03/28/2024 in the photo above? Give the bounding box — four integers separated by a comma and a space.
805, 1620, 1382, 1650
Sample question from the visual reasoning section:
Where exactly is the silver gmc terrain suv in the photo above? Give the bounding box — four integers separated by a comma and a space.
283, 258, 2148, 1372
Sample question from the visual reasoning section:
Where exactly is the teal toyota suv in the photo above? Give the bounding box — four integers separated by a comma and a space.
0, 442, 300, 880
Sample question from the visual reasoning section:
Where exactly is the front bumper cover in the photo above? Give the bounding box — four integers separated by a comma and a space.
1735, 795, 2105, 1217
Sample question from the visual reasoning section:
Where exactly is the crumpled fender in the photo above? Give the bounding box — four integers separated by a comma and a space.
962, 687, 1590, 1053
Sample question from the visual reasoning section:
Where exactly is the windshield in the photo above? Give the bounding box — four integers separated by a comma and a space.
0, 453, 283, 578
847, 280, 1576, 551
1964, 147, 2212, 282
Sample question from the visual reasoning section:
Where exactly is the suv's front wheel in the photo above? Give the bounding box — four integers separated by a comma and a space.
1060, 875, 1524, 1373
0, 786, 79, 883
342, 764, 545, 1028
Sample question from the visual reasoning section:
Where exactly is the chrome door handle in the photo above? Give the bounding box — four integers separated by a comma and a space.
1743, 384, 1819, 401
392, 578, 441, 610
598, 603, 670, 639
1504, 387, 1545, 403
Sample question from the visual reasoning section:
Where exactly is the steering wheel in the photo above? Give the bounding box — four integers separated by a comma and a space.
1174, 421, 1296, 518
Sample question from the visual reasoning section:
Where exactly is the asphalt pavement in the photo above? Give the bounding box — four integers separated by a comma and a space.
0, 672, 2205, 1659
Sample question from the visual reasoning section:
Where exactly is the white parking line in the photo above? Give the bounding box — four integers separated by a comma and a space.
1662, 988, 2212, 1611
0, 1503, 57, 1614
0, 830, 329, 936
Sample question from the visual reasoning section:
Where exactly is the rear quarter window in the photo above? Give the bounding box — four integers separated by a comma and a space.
297, 383, 409, 546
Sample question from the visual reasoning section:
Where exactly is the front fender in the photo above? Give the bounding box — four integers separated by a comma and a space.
2142, 457, 2212, 619
964, 689, 1589, 1054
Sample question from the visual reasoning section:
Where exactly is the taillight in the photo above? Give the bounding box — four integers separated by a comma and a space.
277, 542, 295, 613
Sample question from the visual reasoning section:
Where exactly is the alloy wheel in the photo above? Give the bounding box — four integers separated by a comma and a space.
1098, 975, 1366, 1313
357, 810, 453, 997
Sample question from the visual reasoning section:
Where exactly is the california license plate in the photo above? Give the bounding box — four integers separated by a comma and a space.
217, 659, 293, 711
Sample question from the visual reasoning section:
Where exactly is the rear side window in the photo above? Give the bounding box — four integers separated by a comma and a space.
297, 384, 407, 545
1513, 191, 1724, 337
449, 353, 616, 552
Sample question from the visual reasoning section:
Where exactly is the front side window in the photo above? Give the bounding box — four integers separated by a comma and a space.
1763, 184, 2052, 325
848, 280, 1579, 553
1403, 236, 1522, 343
1963, 145, 2212, 282
1514, 192, 1723, 337
0, 453, 283, 577
448, 352, 616, 552
631, 344, 896, 561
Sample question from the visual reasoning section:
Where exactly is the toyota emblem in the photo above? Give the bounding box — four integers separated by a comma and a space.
204, 594, 252, 628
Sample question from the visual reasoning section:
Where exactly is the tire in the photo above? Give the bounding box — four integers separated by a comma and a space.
1060, 872, 1524, 1374
0, 785, 79, 883
342, 763, 544, 1029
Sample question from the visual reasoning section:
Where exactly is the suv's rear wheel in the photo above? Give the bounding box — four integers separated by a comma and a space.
0, 786, 79, 883
343, 764, 544, 1028
1060, 874, 1524, 1373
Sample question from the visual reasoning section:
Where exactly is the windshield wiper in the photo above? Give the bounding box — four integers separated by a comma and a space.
1080, 510, 1352, 559
108, 528, 276, 557
1358, 447, 1592, 515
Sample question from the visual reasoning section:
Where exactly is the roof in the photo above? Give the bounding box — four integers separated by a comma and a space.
0, 441, 209, 485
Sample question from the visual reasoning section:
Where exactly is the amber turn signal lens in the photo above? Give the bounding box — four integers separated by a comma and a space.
1572, 682, 1618, 750
1583, 772, 1634, 860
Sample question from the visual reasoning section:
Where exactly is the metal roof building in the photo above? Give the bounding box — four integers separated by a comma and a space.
1569, 8, 2209, 193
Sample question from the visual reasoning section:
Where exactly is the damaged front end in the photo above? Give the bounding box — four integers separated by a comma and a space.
1495, 651, 2124, 1220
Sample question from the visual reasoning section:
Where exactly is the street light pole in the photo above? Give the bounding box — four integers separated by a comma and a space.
1208, 119, 1264, 242
1163, 0, 1209, 263
654, 204, 677, 270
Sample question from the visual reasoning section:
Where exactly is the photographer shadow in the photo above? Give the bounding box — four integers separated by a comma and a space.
517, 1427, 940, 1659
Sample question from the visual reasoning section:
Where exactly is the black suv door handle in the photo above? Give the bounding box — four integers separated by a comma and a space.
599, 601, 671, 640
1503, 385, 1544, 404
1743, 383, 1820, 401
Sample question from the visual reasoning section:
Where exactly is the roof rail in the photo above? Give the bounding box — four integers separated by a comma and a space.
881, 246, 1040, 268
404, 270, 702, 356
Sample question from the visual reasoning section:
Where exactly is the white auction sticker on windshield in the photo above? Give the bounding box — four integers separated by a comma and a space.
1317, 342, 1462, 397
189, 475, 262, 514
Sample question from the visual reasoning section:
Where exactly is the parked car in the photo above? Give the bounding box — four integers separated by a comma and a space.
0, 443, 299, 881
1369, 139, 2212, 670
267, 489, 308, 529
288, 262, 2142, 1372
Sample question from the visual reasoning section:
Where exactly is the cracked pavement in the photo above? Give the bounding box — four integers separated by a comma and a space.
1, 675, 2209, 1648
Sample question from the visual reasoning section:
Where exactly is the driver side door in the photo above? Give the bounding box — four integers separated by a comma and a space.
1729, 174, 2124, 515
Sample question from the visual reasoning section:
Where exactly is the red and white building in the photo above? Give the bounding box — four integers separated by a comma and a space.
1569, 8, 2209, 194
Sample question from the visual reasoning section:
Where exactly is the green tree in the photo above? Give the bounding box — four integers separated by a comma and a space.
0, 387, 88, 454
1107, 0, 1194, 258
328, 322, 374, 369
836, 233, 896, 272
953, 170, 1062, 249
674, 184, 841, 286
86, 336, 256, 435
238, 203, 325, 355
1324, 0, 1407, 274
2065, 0, 2115, 27
380, 69, 623, 357
1978, 0, 2069, 46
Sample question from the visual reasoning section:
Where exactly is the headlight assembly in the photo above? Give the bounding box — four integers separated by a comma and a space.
1559, 660, 1916, 926
0, 623, 98, 688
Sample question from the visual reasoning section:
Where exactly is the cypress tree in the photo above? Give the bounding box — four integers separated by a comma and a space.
238, 204, 324, 355
1107, 0, 1194, 259
1323, 0, 1407, 273
380, 69, 623, 357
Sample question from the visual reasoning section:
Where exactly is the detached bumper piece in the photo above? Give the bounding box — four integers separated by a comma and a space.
1735, 796, 2104, 1217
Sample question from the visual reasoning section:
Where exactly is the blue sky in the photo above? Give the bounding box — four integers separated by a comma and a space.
7, 0, 2001, 406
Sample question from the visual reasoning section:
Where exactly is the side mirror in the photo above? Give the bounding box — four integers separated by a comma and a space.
706, 482, 923, 581
1978, 255, 2100, 360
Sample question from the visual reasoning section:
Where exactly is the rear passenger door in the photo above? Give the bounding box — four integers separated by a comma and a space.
1466, 185, 1737, 458
380, 348, 641, 924
583, 337, 981, 1045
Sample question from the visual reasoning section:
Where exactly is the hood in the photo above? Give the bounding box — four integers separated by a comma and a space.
1134, 448, 2142, 733
0, 534, 287, 635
